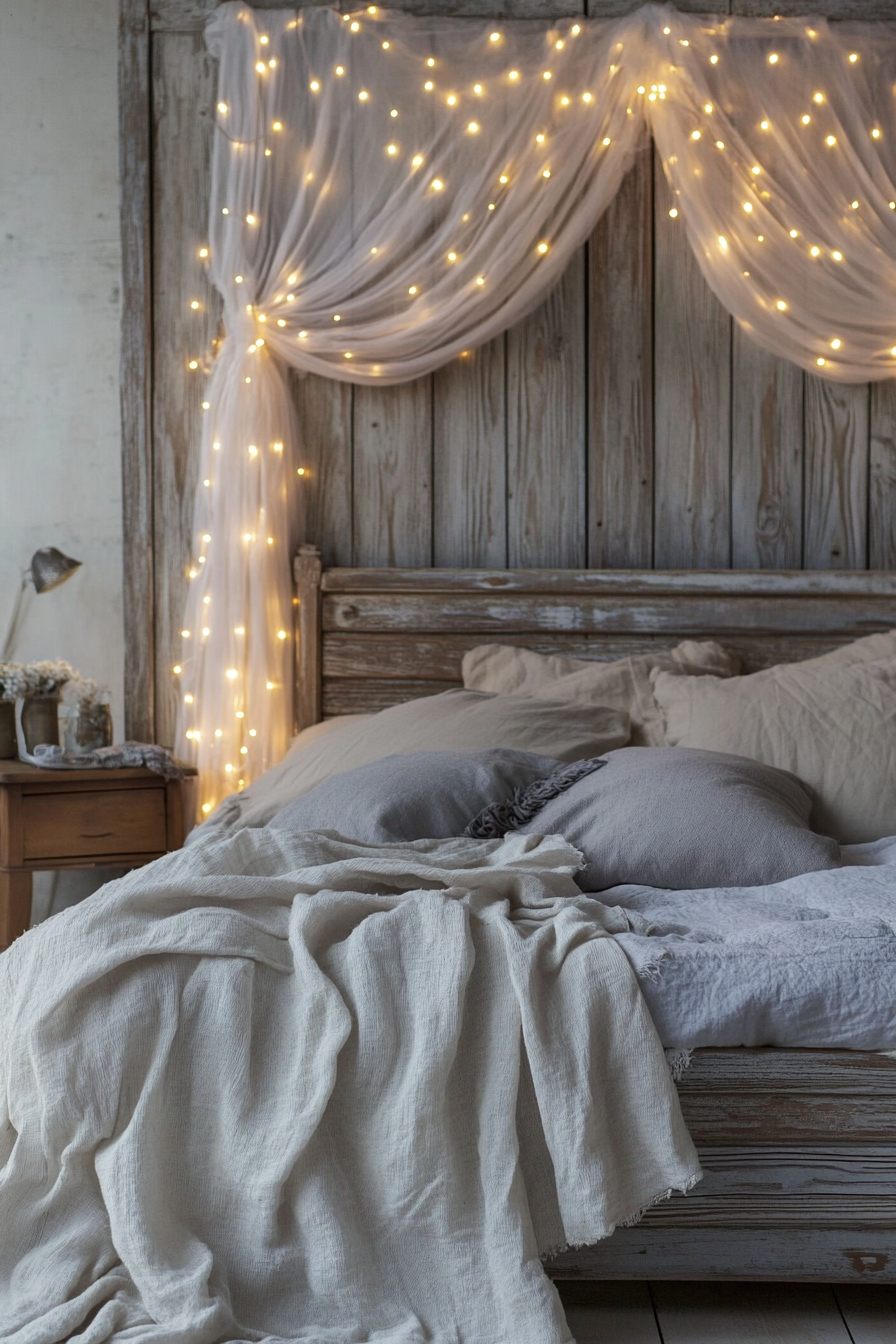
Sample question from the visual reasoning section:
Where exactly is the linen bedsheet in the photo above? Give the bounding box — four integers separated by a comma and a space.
610, 839, 896, 1049
0, 829, 699, 1344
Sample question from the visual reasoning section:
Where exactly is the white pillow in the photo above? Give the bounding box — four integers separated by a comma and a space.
232, 689, 630, 829
462, 640, 740, 746
653, 658, 896, 844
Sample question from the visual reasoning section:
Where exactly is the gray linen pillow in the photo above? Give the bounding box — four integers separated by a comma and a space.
268, 748, 560, 844
517, 747, 842, 891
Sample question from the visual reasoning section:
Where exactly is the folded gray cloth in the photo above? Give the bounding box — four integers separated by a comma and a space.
30, 741, 183, 780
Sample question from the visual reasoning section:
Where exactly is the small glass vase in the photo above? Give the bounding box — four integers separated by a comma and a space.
17, 696, 60, 754
59, 701, 113, 753
0, 701, 16, 758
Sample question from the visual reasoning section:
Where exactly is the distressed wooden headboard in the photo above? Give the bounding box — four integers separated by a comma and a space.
293, 546, 896, 731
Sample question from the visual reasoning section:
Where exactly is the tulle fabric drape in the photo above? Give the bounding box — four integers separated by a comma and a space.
182, 2, 896, 810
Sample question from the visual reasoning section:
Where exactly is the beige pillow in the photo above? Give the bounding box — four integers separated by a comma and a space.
653, 658, 896, 844
797, 629, 896, 668
235, 689, 630, 828
462, 640, 740, 746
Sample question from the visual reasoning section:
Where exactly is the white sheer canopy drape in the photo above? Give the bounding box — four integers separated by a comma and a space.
182, 2, 896, 810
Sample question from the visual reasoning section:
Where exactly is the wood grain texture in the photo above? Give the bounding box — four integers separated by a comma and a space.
653, 159, 731, 569
119, 0, 155, 742
320, 631, 864, 682
680, 1049, 896, 1095
320, 591, 895, 635
433, 340, 507, 567
290, 370, 354, 567
803, 376, 870, 569
558, 1282, 661, 1344
21, 791, 168, 862
732, 0, 896, 14
870, 379, 896, 570
507, 248, 587, 567
834, 1285, 896, 1344
151, 32, 220, 749
680, 1094, 896, 1145
319, 567, 896, 595
294, 546, 323, 730
152, 0, 588, 32
352, 379, 434, 566
547, 1228, 896, 1282
588, 133, 653, 569
731, 328, 804, 569
650, 1282, 852, 1343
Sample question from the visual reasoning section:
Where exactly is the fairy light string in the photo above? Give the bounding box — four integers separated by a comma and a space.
182, 2, 896, 812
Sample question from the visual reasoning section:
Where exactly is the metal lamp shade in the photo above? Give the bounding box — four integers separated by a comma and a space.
30, 548, 81, 594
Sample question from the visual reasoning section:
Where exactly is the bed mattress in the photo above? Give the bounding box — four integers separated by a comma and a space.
605, 837, 896, 1050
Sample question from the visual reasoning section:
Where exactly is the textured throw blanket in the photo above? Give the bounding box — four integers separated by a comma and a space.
0, 830, 699, 1344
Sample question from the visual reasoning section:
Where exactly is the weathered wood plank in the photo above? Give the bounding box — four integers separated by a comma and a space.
870, 379, 896, 571
547, 1229, 896, 1283
804, 376, 870, 569
653, 156, 731, 569
319, 567, 896, 596
696, 1144, 896, 1194
320, 632, 866, 682
651, 1282, 852, 1342
557, 1282, 661, 1344
507, 248, 587, 568
149, 0, 893, 32
731, 328, 804, 569
151, 31, 220, 749
352, 379, 433, 566
294, 546, 322, 731
643, 1198, 896, 1229
680, 1093, 896, 1145
587, 131, 653, 568
290, 370, 354, 567
834, 1284, 896, 1344
733, 0, 896, 14
322, 678, 459, 716
433, 340, 507, 567
679, 1049, 896, 1095
151, 0, 590, 33
321, 592, 896, 635
120, 0, 155, 742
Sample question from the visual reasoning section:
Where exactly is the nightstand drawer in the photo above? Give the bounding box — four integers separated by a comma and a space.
21, 789, 168, 860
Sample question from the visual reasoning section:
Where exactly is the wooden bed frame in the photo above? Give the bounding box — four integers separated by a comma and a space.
294, 548, 896, 1284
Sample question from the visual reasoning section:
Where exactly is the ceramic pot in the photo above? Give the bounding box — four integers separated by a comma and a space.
19, 696, 60, 753
0, 701, 15, 758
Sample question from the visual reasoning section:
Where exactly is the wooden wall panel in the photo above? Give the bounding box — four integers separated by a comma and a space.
506, 248, 587, 567
653, 160, 732, 569
120, 0, 155, 741
134, 3, 896, 741
871, 380, 896, 570
433, 340, 507, 567
731, 327, 804, 569
803, 377, 869, 569
289, 370, 354, 568
352, 379, 434, 565
587, 134, 653, 569
151, 32, 220, 749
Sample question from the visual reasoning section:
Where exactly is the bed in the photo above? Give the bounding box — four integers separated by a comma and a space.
294, 546, 896, 1285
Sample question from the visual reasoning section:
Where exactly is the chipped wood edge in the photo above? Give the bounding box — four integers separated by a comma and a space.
119, 0, 155, 742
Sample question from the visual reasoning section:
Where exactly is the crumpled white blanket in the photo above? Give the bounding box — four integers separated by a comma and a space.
0, 829, 699, 1344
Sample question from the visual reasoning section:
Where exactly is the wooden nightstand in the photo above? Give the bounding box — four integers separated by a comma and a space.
0, 759, 198, 951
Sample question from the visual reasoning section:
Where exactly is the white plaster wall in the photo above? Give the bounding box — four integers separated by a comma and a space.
0, 0, 123, 734
0, 0, 124, 921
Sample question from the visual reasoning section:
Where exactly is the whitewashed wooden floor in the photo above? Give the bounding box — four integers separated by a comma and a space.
557, 1282, 896, 1343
